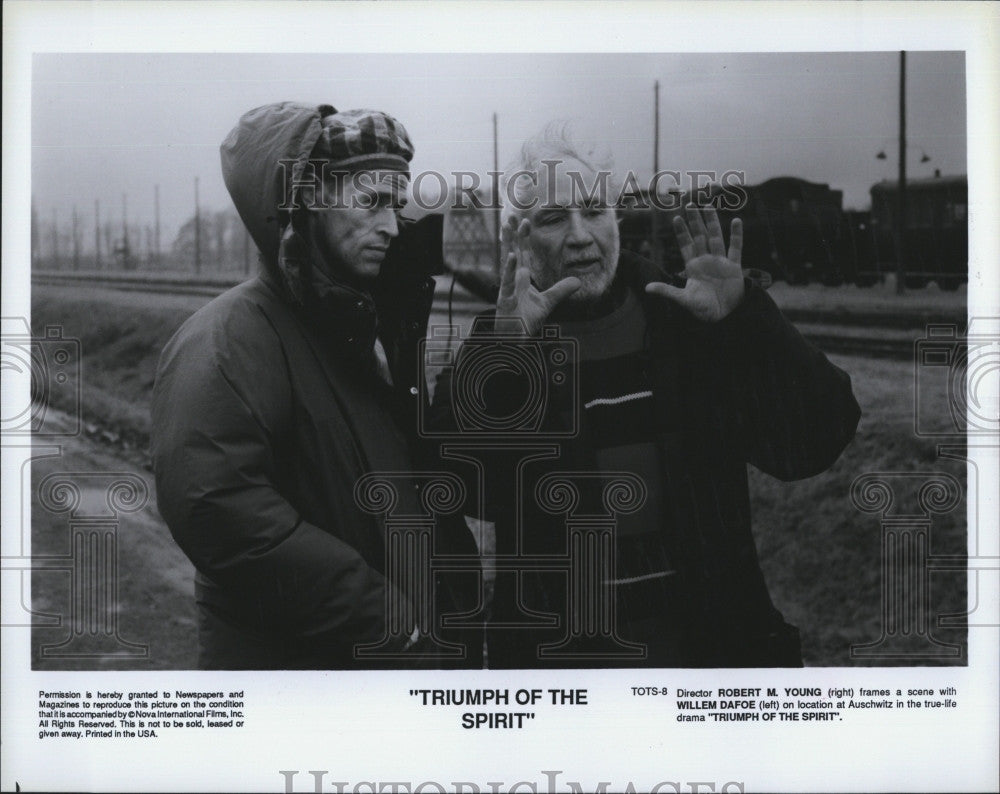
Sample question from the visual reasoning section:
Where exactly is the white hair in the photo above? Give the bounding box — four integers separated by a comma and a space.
500, 121, 617, 227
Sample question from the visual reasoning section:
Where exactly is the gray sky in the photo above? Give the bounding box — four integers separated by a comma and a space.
32, 51, 966, 247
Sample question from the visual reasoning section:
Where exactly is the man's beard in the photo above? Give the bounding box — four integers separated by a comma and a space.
549, 256, 624, 321
561, 244, 619, 306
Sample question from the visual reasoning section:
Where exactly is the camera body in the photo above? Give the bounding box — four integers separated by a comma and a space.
1, 318, 81, 437
419, 316, 578, 439
914, 320, 999, 437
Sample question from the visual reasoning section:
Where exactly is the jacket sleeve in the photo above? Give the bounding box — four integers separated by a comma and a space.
150, 311, 402, 658
685, 282, 861, 481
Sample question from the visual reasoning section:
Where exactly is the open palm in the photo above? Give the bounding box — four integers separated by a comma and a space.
496, 216, 580, 335
646, 206, 745, 323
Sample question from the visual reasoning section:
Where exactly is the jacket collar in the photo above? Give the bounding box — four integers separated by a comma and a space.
260, 260, 433, 360
616, 249, 692, 333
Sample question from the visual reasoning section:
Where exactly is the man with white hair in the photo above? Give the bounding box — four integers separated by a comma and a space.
432, 123, 861, 668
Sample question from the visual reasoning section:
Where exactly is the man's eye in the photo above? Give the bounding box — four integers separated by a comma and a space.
372, 195, 403, 211
536, 214, 564, 226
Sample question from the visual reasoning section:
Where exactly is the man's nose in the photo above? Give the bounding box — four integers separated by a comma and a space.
566, 211, 591, 245
376, 207, 399, 238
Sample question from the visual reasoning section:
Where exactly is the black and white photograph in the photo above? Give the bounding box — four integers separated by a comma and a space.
3, 2, 998, 792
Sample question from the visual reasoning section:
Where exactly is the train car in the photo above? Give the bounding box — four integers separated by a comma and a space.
618, 177, 850, 286
865, 174, 968, 290
619, 174, 968, 289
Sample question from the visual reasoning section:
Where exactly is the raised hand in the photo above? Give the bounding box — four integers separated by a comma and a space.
496, 216, 581, 335
645, 206, 745, 323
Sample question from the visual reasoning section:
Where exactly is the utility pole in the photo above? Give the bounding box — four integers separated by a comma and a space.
492, 111, 501, 275
650, 80, 661, 266
72, 206, 80, 271
51, 208, 59, 269
194, 177, 202, 275
104, 223, 113, 267
154, 184, 161, 267
31, 200, 39, 269
95, 199, 102, 270
895, 51, 907, 295
122, 193, 130, 270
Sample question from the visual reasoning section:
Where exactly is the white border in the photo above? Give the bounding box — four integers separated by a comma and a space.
3, 3, 998, 793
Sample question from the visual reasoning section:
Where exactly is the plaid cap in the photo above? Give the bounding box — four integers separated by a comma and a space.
312, 108, 414, 175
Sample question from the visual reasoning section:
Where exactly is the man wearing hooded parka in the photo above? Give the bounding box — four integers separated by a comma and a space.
151, 102, 480, 669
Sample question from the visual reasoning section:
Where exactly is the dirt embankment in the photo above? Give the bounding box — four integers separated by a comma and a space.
32, 285, 212, 456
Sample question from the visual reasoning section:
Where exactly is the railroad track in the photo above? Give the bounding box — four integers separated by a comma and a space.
795, 330, 915, 360
33, 271, 241, 298
33, 271, 943, 360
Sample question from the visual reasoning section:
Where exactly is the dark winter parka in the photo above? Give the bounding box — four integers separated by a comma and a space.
150, 103, 478, 668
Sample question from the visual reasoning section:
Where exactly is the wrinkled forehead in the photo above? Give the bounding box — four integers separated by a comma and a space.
527, 157, 613, 207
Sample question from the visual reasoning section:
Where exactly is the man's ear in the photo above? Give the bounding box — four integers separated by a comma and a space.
289, 208, 314, 248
